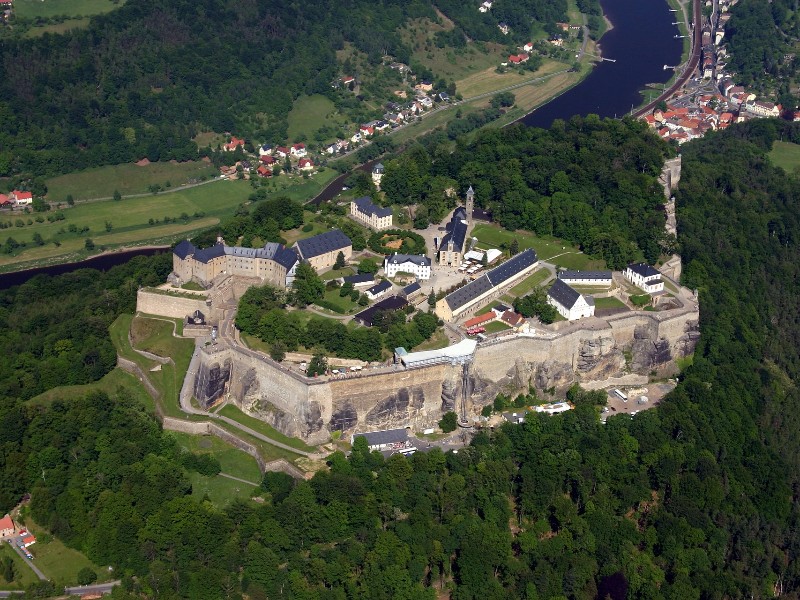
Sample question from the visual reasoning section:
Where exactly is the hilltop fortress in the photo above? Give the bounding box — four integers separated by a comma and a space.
138, 162, 697, 444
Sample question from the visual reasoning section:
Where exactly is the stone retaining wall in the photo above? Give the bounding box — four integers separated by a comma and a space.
136, 289, 210, 321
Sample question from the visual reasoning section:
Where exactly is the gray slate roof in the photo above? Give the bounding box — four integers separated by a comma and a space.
174, 239, 297, 269
627, 262, 660, 278
344, 273, 375, 285
387, 253, 431, 267
445, 248, 538, 311
353, 196, 392, 218
355, 428, 408, 447
402, 282, 421, 296
367, 280, 392, 296
558, 269, 612, 281
547, 279, 582, 309
486, 249, 538, 286
440, 209, 468, 253
295, 230, 352, 260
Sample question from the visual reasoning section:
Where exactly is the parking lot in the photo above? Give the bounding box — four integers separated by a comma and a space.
600, 381, 677, 422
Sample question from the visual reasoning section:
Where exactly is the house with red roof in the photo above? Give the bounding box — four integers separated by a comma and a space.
508, 53, 529, 64
298, 158, 314, 171
0, 194, 11, 208
463, 312, 496, 329
21, 534, 36, 547
223, 136, 245, 152
523, 42, 534, 52
359, 125, 375, 137
259, 155, 276, 165
290, 143, 307, 158
275, 146, 289, 158
256, 166, 272, 178
0, 514, 14, 537
11, 190, 33, 206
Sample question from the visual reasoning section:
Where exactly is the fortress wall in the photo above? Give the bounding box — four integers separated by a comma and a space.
136, 290, 209, 320
194, 307, 699, 441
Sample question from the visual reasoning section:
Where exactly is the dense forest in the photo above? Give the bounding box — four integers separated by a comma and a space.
0, 254, 171, 401
726, 0, 799, 102
0, 0, 568, 184
381, 116, 673, 268
0, 119, 797, 598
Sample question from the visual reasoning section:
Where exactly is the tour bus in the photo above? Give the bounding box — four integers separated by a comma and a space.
613, 389, 628, 402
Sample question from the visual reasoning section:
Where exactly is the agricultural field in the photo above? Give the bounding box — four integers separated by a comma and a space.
13, 0, 122, 19
0, 179, 252, 271
472, 223, 606, 270
45, 160, 217, 202
768, 141, 800, 173
457, 59, 566, 98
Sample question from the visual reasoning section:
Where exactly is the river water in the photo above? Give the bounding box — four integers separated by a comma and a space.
522, 0, 683, 128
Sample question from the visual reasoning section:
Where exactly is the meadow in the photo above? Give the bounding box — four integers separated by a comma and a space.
45, 160, 217, 201
472, 223, 606, 270
287, 95, 339, 141
13, 0, 121, 19
768, 141, 800, 173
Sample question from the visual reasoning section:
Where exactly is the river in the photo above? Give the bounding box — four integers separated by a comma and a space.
0, 247, 168, 291
522, 0, 684, 128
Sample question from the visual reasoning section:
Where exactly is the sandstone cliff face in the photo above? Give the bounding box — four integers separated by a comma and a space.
576, 336, 625, 378
532, 360, 576, 391
194, 358, 231, 408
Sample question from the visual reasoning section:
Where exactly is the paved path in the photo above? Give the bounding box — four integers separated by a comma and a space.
219, 472, 260, 486
65, 581, 121, 596
8, 542, 46, 581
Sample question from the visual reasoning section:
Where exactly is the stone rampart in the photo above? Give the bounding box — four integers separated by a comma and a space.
136, 289, 210, 321
192, 306, 698, 441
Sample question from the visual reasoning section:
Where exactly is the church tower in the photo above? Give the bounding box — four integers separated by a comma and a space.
465, 185, 474, 225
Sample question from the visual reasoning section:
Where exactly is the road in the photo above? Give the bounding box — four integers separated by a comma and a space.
65, 581, 121, 596
633, 0, 702, 118
8, 539, 46, 581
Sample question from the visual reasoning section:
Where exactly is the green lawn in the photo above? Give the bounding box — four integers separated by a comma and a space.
509, 268, 551, 296
321, 267, 354, 281
167, 431, 262, 482
187, 472, 259, 507
472, 224, 605, 270
410, 328, 450, 351
130, 315, 191, 360
593, 296, 627, 310
484, 320, 511, 333
109, 314, 196, 419
287, 94, 337, 141
768, 141, 800, 173
45, 161, 217, 202
218, 405, 317, 452
28, 367, 155, 412
318, 288, 359, 313
14, 0, 122, 19
0, 543, 39, 590
20, 520, 109, 587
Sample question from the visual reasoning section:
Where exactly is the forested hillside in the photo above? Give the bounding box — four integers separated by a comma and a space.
726, 0, 799, 102
0, 120, 797, 598
0, 0, 566, 183
381, 116, 673, 268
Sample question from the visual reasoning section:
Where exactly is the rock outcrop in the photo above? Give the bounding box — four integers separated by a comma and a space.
576, 336, 625, 378
194, 358, 231, 408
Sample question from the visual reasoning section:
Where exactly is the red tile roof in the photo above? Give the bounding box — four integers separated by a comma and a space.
0, 515, 13, 532
464, 312, 496, 328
